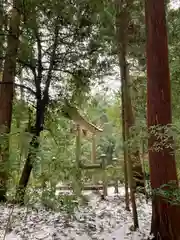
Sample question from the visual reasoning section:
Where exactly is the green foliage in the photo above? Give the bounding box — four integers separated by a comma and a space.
168, 8, 180, 119
5, 89, 126, 206
2, 0, 180, 212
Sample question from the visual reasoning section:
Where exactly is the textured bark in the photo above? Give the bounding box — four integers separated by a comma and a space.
145, 0, 180, 239
0, 0, 21, 201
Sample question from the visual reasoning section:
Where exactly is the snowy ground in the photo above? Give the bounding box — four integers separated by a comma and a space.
0, 187, 152, 240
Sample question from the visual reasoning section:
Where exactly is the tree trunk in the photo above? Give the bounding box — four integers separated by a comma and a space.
101, 154, 108, 197
0, 0, 21, 201
141, 140, 148, 202
115, 0, 139, 229
145, 0, 180, 238
114, 180, 119, 194
115, 1, 144, 193
120, 54, 139, 230
122, 91, 130, 211
124, 66, 144, 192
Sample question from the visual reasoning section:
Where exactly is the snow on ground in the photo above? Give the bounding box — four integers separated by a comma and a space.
0, 187, 151, 240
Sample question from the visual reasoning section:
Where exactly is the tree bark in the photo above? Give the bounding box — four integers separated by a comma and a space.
122, 90, 130, 211
0, 0, 21, 201
115, 0, 139, 229
145, 0, 180, 238
124, 65, 144, 192
115, 0, 144, 193
120, 53, 139, 230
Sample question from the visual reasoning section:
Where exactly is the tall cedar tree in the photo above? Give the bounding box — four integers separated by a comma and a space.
0, 0, 21, 201
145, 0, 180, 238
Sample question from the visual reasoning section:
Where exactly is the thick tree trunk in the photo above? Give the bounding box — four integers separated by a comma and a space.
145, 0, 180, 239
0, 0, 21, 201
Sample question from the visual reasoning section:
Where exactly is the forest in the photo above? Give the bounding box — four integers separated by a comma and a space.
0, 0, 180, 239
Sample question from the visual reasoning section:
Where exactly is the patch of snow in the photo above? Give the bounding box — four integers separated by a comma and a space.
0, 187, 151, 240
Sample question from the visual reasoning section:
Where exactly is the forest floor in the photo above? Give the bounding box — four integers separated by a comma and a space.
0, 187, 152, 240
